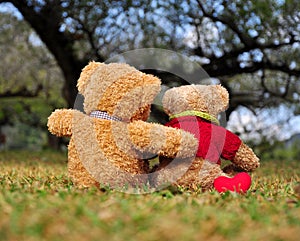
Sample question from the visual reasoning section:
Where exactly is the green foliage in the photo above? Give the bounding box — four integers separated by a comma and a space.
0, 151, 299, 241
0, 12, 65, 148
0, 97, 65, 150
0, 13, 63, 97
3, 122, 47, 150
255, 138, 300, 162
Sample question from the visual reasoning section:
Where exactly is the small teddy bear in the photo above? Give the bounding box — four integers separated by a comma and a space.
153, 84, 260, 192
47, 62, 198, 190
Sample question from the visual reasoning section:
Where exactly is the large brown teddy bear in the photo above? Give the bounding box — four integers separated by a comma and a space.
153, 84, 260, 192
47, 62, 198, 190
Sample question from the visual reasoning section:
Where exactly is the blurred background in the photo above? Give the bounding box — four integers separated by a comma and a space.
0, 0, 299, 161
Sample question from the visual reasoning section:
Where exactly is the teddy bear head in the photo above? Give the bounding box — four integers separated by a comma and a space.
162, 84, 229, 118
77, 61, 161, 121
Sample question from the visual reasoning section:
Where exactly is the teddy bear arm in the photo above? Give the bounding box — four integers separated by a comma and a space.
158, 127, 198, 158
232, 142, 260, 171
128, 121, 198, 158
47, 109, 82, 137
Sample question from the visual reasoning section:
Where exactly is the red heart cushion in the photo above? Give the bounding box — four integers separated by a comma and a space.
213, 172, 252, 193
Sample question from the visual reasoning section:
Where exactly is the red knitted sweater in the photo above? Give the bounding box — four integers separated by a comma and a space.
165, 116, 242, 164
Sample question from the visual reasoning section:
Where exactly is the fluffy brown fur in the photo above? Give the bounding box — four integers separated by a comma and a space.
47, 62, 198, 189
154, 84, 260, 191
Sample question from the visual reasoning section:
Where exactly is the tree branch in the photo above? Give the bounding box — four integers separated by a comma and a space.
204, 55, 300, 77
194, 0, 300, 78
73, 17, 103, 61
0, 84, 43, 98
261, 69, 292, 99
196, 0, 256, 48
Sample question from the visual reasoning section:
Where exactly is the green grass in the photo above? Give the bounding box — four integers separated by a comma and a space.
0, 151, 300, 241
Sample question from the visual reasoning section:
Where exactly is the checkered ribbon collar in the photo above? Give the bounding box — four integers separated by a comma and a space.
90, 110, 122, 122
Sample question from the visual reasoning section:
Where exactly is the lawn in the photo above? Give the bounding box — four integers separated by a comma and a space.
0, 150, 299, 241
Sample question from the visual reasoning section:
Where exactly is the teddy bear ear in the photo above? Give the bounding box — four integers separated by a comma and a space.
216, 85, 229, 111
162, 87, 178, 115
77, 61, 103, 94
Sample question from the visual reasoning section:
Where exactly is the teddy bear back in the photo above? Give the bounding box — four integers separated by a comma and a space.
76, 62, 161, 121
162, 84, 229, 118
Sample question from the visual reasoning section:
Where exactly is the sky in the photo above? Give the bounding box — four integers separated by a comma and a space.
0, 2, 22, 18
